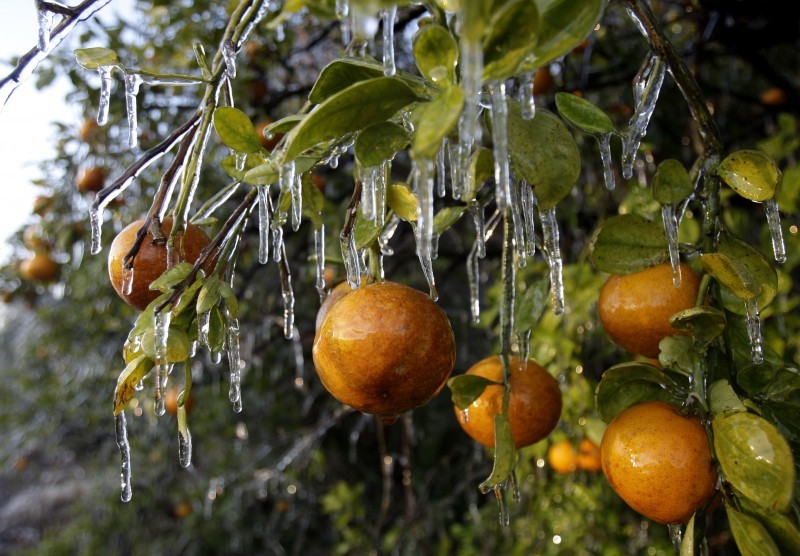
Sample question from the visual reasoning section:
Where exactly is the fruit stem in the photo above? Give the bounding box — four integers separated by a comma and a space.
695, 273, 712, 308
499, 210, 515, 414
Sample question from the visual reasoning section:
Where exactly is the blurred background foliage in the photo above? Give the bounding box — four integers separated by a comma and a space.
0, 0, 797, 554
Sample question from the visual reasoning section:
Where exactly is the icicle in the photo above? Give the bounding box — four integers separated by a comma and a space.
458, 36, 483, 147
235, 152, 247, 172
376, 162, 388, 227
744, 299, 764, 364
621, 54, 665, 179
257, 186, 270, 264
211, 351, 222, 365
467, 243, 482, 323
291, 173, 302, 232
489, 82, 512, 209
36, 5, 54, 52
178, 425, 192, 468
336, 0, 349, 19
668, 524, 683, 553
271, 224, 284, 263
479, 484, 510, 527
314, 225, 326, 300
414, 158, 438, 300
519, 70, 536, 120
198, 311, 210, 348
598, 133, 615, 190
661, 204, 682, 287
520, 182, 537, 257
516, 329, 531, 365
510, 179, 527, 268
96, 66, 113, 126
340, 232, 361, 289
153, 310, 172, 416
378, 213, 400, 256
292, 326, 305, 389
381, 5, 397, 77
124, 72, 142, 149
349, 2, 379, 54
763, 197, 787, 263
280, 258, 295, 341
89, 205, 103, 255
448, 141, 464, 200
279, 161, 297, 230
509, 469, 521, 504
540, 206, 565, 315
227, 317, 242, 409
115, 412, 133, 502
360, 164, 378, 221
436, 138, 448, 198
336, 0, 351, 47
222, 39, 237, 79
329, 154, 340, 169
469, 204, 486, 259
122, 266, 134, 296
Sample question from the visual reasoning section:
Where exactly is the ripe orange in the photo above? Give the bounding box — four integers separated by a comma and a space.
759, 86, 787, 107
165, 386, 195, 416
600, 400, 718, 525
22, 225, 49, 251
78, 118, 99, 142
173, 501, 192, 519
598, 262, 700, 358
533, 66, 554, 95
454, 356, 562, 448
108, 217, 212, 310
20, 252, 60, 282
576, 438, 601, 471
75, 166, 107, 194
312, 281, 456, 424
548, 440, 578, 474
315, 280, 357, 331
255, 119, 283, 151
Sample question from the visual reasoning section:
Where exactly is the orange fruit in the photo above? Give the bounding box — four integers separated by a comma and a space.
454, 356, 562, 448
312, 281, 456, 423
533, 66, 554, 95
548, 440, 578, 474
600, 400, 718, 525
75, 166, 107, 194
315, 280, 357, 331
32, 195, 54, 216
759, 86, 787, 107
108, 217, 212, 310
78, 118, 99, 142
164, 386, 195, 417
576, 438, 602, 471
20, 252, 60, 282
598, 262, 700, 358
173, 501, 192, 519
255, 119, 283, 151
22, 225, 49, 251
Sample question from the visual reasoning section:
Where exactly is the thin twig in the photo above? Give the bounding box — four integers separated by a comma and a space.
339, 180, 364, 242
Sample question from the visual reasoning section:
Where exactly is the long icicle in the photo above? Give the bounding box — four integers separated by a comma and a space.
539, 206, 565, 315
115, 411, 133, 502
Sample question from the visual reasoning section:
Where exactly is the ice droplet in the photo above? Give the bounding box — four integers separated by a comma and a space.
115, 412, 133, 502
271, 223, 284, 263
668, 523, 683, 552
598, 132, 616, 190
198, 311, 210, 348
467, 245, 481, 324
292, 326, 305, 388
336, 0, 349, 19
509, 469, 521, 504
154, 310, 172, 416
340, 231, 361, 289
461, 408, 469, 423
279, 161, 299, 231
381, 5, 397, 77
279, 245, 295, 340
436, 138, 448, 198
510, 179, 527, 268
414, 158, 438, 299
744, 299, 764, 364
96, 66, 113, 126
235, 151, 247, 172
469, 204, 487, 259
360, 164, 379, 221
257, 186, 270, 264
124, 72, 142, 149
519, 70, 536, 120
378, 213, 400, 256
621, 53, 665, 180
660, 204, 683, 287
520, 182, 537, 257
36, 5, 54, 51
178, 426, 192, 468
314, 225, 326, 300
222, 39, 237, 79
516, 329, 531, 364
122, 265, 134, 296
763, 197, 787, 263
489, 82, 512, 210
482, 484, 510, 527
540, 206, 565, 315
227, 317, 242, 406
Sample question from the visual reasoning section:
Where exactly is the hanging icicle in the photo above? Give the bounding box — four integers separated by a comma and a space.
518, 70, 536, 120
96, 66, 113, 126
115, 412, 133, 502
381, 5, 396, 77
222, 39, 237, 79
336, 0, 351, 47
539, 206, 565, 315
598, 132, 616, 190
153, 309, 172, 416
257, 186, 270, 264
744, 299, 764, 364
340, 230, 361, 289
314, 225, 326, 301
661, 204, 682, 287
509, 178, 527, 268
621, 53, 665, 180
436, 138, 448, 198
489, 81, 512, 210
227, 317, 242, 412
414, 158, 438, 299
36, 4, 55, 52
519, 182, 537, 258
763, 197, 787, 263
360, 164, 379, 221
278, 242, 295, 340
123, 72, 142, 149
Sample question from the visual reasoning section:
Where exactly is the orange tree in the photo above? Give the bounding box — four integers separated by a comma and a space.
0, 0, 798, 554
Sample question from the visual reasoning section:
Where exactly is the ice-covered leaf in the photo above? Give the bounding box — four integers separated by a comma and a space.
433, 206, 466, 234
738, 496, 800, 555
354, 122, 409, 167
113, 355, 154, 416
714, 412, 796, 512
207, 306, 225, 353
555, 92, 616, 135
221, 152, 267, 180
141, 326, 191, 364
658, 336, 700, 377
514, 278, 549, 332
669, 306, 727, 346
309, 57, 428, 104
448, 374, 499, 410
505, 101, 580, 211
74, 47, 120, 69
386, 183, 418, 221
219, 281, 239, 319
482, 0, 540, 82
709, 379, 747, 416
263, 115, 303, 136
354, 212, 381, 250
595, 362, 680, 422
727, 505, 782, 556
243, 160, 279, 185
301, 174, 325, 228
464, 147, 494, 202
717, 150, 781, 202
149, 262, 194, 293
653, 159, 694, 204
413, 23, 458, 86
411, 85, 463, 159
282, 77, 420, 163
479, 414, 517, 491
701, 234, 777, 305
197, 276, 222, 315
523, 0, 607, 69
589, 214, 667, 274
213, 107, 264, 154
172, 278, 204, 317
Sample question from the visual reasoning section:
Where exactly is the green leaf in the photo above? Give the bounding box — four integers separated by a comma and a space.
243, 160, 279, 186
433, 206, 466, 235
653, 159, 695, 204
737, 363, 777, 398
282, 77, 419, 163
717, 150, 781, 202
727, 505, 782, 556
113, 355, 154, 416
669, 305, 727, 345
354, 122, 410, 167
505, 101, 580, 211
413, 23, 458, 86
514, 278, 549, 332
207, 306, 225, 353
149, 262, 194, 293
447, 374, 500, 410
262, 115, 303, 136
589, 214, 667, 274
701, 253, 758, 300
213, 107, 263, 154
219, 281, 239, 319
713, 411, 796, 512
140, 326, 191, 364
197, 276, 222, 315
658, 335, 701, 376
386, 183, 418, 221
555, 92, 616, 135
594, 362, 677, 423
708, 379, 747, 416
353, 213, 381, 250
459, 1, 491, 42
482, 0, 540, 82
479, 414, 517, 492
465, 147, 494, 202
309, 57, 428, 104
739, 496, 800, 556
301, 174, 325, 228
74, 47, 120, 69
221, 152, 267, 181
411, 85, 463, 159
524, 0, 607, 69
172, 278, 204, 317
680, 514, 696, 556
701, 234, 778, 304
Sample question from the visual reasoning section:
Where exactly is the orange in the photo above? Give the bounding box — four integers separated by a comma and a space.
533, 66, 554, 95
165, 386, 195, 417
78, 118, 99, 142
759, 86, 787, 107
75, 166, 107, 194
312, 281, 456, 424
22, 225, 49, 251
255, 119, 283, 151
600, 400, 718, 525
20, 252, 60, 282
454, 356, 562, 448
32, 195, 54, 216
108, 217, 212, 310
315, 280, 357, 331
576, 438, 601, 471
548, 440, 578, 474
173, 501, 192, 519
598, 262, 700, 358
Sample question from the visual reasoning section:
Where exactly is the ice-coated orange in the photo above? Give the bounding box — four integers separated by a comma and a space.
598, 262, 700, 358
600, 400, 718, 525
454, 356, 562, 448
312, 281, 456, 423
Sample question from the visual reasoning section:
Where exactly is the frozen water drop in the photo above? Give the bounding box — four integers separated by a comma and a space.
122, 265, 134, 296
661, 204, 682, 287
314, 226, 326, 300
448, 141, 464, 200
257, 186, 270, 264
744, 299, 764, 364
467, 247, 481, 324
764, 197, 787, 263
340, 232, 361, 289
292, 326, 305, 388
115, 412, 133, 502
235, 152, 247, 172
124, 72, 142, 149
336, 0, 349, 18
222, 39, 237, 79
211, 351, 222, 365
509, 179, 527, 268
461, 408, 469, 423
436, 138, 448, 198
469, 204, 487, 259
489, 82, 512, 210
598, 133, 616, 190
668, 523, 683, 552
540, 207, 565, 315
510, 469, 521, 504
378, 213, 400, 256
360, 164, 379, 221
519, 70, 536, 120
621, 54, 665, 180
516, 329, 531, 364
198, 311, 210, 348
96, 66, 113, 126
227, 317, 242, 406
89, 205, 103, 255
488, 485, 510, 527
520, 182, 537, 257
36, 6, 54, 51
381, 6, 397, 77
